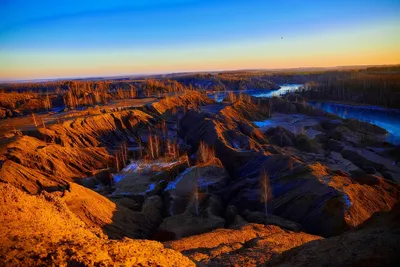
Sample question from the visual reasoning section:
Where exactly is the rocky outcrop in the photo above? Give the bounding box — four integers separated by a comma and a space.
0, 183, 194, 267
165, 223, 321, 266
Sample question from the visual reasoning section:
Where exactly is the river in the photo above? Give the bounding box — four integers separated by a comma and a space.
207, 84, 302, 102
207, 84, 400, 144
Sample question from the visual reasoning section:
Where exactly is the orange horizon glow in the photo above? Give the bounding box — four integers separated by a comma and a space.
2, 46, 399, 81
1, 2, 399, 81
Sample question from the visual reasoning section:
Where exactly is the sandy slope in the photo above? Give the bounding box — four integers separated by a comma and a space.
0, 183, 194, 266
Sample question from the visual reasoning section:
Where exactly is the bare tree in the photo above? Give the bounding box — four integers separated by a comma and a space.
260, 169, 272, 220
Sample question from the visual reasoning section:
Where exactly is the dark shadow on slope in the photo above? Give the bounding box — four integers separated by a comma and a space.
267, 203, 400, 267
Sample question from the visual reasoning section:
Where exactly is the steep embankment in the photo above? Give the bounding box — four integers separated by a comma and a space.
38, 109, 154, 148
180, 99, 270, 176
0, 107, 160, 194
0, 135, 111, 194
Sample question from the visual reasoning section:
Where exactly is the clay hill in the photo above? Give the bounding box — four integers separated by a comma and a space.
0, 90, 399, 266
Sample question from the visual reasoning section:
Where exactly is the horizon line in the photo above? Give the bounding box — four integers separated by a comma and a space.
1, 63, 399, 84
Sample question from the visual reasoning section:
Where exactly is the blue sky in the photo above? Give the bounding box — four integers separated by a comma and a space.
0, 0, 399, 80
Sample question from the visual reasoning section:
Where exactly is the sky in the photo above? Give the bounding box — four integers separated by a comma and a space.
0, 0, 399, 81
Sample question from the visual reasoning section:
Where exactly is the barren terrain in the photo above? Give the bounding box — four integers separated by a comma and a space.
1, 71, 399, 266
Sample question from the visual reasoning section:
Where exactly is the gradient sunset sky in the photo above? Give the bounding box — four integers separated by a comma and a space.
0, 0, 399, 80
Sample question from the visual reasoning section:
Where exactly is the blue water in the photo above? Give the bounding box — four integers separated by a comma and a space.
254, 120, 275, 128
208, 84, 400, 144
207, 84, 302, 102
307, 101, 400, 144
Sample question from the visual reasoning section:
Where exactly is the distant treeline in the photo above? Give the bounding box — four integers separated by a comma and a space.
172, 73, 279, 91
1, 66, 399, 119
0, 79, 187, 118
290, 68, 400, 108
0, 79, 186, 95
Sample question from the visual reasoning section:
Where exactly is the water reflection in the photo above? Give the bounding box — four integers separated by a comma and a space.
308, 101, 400, 144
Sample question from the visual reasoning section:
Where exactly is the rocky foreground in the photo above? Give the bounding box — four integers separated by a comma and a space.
0, 91, 399, 266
